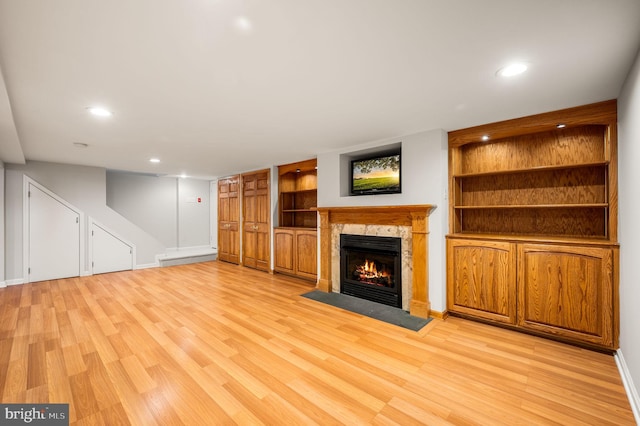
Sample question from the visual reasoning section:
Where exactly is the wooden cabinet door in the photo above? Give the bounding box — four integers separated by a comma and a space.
447, 238, 517, 324
274, 228, 317, 280
242, 170, 270, 271
218, 176, 240, 264
517, 244, 615, 347
295, 229, 317, 280
274, 229, 294, 274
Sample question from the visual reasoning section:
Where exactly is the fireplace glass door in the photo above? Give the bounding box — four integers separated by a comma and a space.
340, 234, 402, 308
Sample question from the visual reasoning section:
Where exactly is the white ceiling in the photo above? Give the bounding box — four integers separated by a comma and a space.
1, 0, 639, 179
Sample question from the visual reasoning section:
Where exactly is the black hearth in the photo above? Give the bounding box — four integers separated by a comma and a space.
340, 234, 402, 308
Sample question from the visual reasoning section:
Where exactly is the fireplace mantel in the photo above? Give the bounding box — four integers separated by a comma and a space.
316, 205, 435, 319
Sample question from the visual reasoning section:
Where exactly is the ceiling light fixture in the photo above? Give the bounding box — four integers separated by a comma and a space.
87, 106, 113, 117
557, 123, 566, 129
496, 63, 528, 78
149, 158, 161, 163
234, 16, 253, 32
481, 135, 490, 142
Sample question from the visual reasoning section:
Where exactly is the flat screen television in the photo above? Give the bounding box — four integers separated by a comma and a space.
350, 151, 401, 195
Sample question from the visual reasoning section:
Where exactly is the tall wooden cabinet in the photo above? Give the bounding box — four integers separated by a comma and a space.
274, 159, 317, 281
217, 175, 240, 264
241, 169, 271, 272
446, 100, 619, 350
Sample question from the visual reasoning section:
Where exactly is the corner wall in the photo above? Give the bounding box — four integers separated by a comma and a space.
0, 161, 4, 286
106, 171, 178, 248
317, 129, 448, 313
618, 45, 640, 419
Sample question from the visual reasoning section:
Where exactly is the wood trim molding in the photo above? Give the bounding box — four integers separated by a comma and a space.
316, 205, 435, 319
448, 99, 617, 148
429, 309, 449, 320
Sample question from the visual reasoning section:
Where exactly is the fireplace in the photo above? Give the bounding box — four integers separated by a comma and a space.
318, 205, 434, 319
340, 234, 402, 308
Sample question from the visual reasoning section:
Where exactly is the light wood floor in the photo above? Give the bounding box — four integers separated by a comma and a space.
0, 261, 635, 425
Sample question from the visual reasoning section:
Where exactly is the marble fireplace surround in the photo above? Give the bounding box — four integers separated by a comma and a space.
317, 205, 435, 319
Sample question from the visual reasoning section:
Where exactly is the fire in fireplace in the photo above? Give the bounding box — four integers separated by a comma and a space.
353, 258, 393, 286
340, 234, 402, 308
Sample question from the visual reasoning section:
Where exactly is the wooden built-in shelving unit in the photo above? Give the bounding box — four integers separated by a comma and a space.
278, 158, 318, 229
447, 100, 619, 350
274, 158, 318, 280
451, 124, 611, 238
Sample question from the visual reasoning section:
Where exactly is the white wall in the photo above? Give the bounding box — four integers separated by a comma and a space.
0, 161, 4, 285
178, 178, 210, 248
317, 129, 449, 312
106, 171, 212, 251
618, 46, 640, 414
210, 180, 218, 250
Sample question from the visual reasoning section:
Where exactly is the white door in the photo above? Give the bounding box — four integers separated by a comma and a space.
92, 223, 133, 274
28, 183, 80, 282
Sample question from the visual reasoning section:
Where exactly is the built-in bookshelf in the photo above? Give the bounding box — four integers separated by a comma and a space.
274, 158, 318, 280
278, 159, 317, 228
447, 100, 619, 350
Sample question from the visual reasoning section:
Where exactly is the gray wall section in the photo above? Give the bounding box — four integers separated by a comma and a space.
618, 46, 640, 412
178, 178, 210, 248
105, 171, 212, 250
106, 171, 178, 248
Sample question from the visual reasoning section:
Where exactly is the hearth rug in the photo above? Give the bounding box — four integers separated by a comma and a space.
301, 290, 432, 331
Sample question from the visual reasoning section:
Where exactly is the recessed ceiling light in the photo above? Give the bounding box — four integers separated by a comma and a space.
481, 135, 490, 141
234, 16, 253, 32
87, 106, 113, 117
557, 123, 566, 129
497, 63, 528, 77
149, 158, 161, 163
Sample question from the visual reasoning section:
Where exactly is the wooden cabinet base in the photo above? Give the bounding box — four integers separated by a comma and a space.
274, 228, 317, 281
447, 235, 618, 350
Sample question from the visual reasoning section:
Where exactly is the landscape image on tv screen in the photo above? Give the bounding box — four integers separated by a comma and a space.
352, 154, 400, 194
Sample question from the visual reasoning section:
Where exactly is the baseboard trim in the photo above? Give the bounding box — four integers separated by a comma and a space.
0, 281, 6, 288
162, 245, 214, 257
135, 262, 159, 270
615, 349, 640, 424
159, 254, 217, 267
429, 309, 449, 320
6, 278, 25, 286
